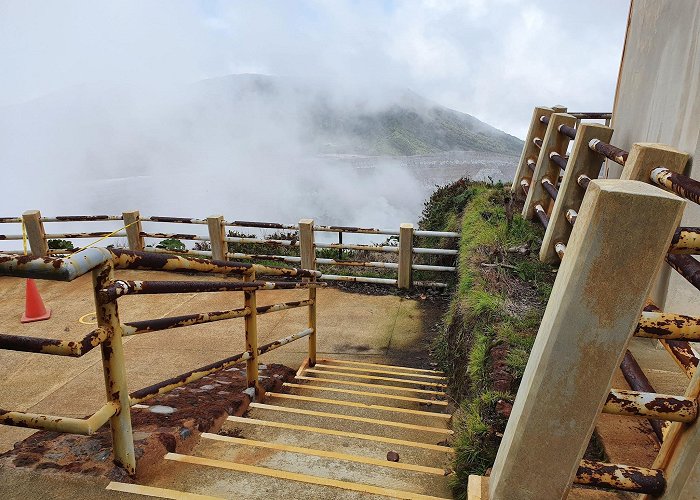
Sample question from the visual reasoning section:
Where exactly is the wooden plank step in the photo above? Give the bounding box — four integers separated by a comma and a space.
249, 403, 453, 434
284, 382, 449, 405
296, 375, 447, 395
226, 416, 454, 453
305, 368, 447, 387
314, 363, 447, 380
320, 358, 445, 375
165, 453, 450, 500
266, 392, 451, 418
106, 482, 223, 499
201, 433, 448, 475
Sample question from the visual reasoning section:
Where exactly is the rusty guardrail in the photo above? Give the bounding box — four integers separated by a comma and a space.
0, 248, 324, 475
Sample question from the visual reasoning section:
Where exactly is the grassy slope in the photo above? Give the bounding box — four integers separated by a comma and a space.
419, 180, 555, 500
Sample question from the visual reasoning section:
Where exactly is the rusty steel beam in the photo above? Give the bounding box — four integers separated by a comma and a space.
669, 227, 700, 254
589, 139, 629, 166
575, 460, 665, 495
577, 174, 592, 189
619, 350, 668, 442
224, 219, 297, 231
644, 303, 698, 379
526, 158, 536, 172
0, 248, 112, 281
558, 124, 577, 140
651, 167, 700, 205
549, 151, 568, 171
533, 137, 543, 149
224, 236, 298, 247
99, 279, 325, 302
666, 253, 700, 291
568, 112, 612, 119
541, 177, 558, 201
42, 215, 123, 222
257, 328, 314, 356
0, 327, 110, 357
0, 401, 119, 435
227, 252, 301, 263
121, 308, 250, 336
534, 204, 549, 228
257, 299, 314, 315
636, 311, 700, 341
44, 232, 127, 239
109, 248, 253, 275
520, 179, 530, 195
143, 216, 208, 224
603, 388, 697, 423
129, 351, 251, 404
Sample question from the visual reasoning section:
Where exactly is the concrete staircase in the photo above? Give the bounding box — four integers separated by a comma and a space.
107, 359, 454, 499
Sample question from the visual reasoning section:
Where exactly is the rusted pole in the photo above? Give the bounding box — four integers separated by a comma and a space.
549, 151, 568, 171
534, 204, 549, 228
669, 227, 700, 254
588, 139, 629, 166
244, 269, 262, 401
650, 167, 700, 205
619, 350, 668, 442
22, 210, 48, 256
558, 124, 577, 140
92, 261, 135, 474
122, 211, 144, 251
541, 177, 558, 201
666, 254, 700, 291
207, 215, 227, 261
299, 219, 317, 366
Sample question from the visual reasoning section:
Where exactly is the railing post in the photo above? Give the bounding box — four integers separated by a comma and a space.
92, 261, 135, 474
122, 211, 144, 251
22, 210, 48, 256
207, 215, 227, 260
620, 143, 690, 307
488, 180, 685, 499
522, 112, 577, 219
512, 105, 566, 200
398, 223, 413, 289
299, 219, 317, 366
244, 269, 262, 401
539, 123, 613, 263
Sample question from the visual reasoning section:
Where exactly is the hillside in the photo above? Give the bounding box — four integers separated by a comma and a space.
195, 74, 524, 156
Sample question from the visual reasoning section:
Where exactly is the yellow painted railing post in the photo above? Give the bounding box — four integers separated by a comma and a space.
244, 269, 262, 400
207, 215, 227, 260
299, 219, 317, 366
488, 180, 685, 499
92, 261, 135, 474
122, 211, 144, 251
539, 123, 613, 263
512, 105, 566, 200
22, 210, 48, 256
398, 223, 414, 289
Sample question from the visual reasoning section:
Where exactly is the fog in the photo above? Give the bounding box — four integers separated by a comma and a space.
0, 1, 629, 248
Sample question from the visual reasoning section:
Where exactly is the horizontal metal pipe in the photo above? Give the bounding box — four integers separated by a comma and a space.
651, 167, 700, 205
577, 174, 592, 189
549, 151, 568, 171
142, 216, 208, 224
666, 253, 700, 291
0, 327, 110, 357
534, 204, 549, 228
413, 247, 458, 255
313, 224, 398, 236
558, 124, 577, 140
44, 232, 127, 239
413, 280, 448, 288
575, 459, 665, 495
589, 139, 628, 166
541, 177, 558, 201
315, 242, 398, 253
228, 252, 301, 263
319, 274, 398, 285
224, 236, 298, 246
669, 226, 700, 254
533, 137, 543, 149
129, 351, 252, 404
122, 308, 250, 336
0, 234, 23, 240
644, 303, 698, 379
555, 242, 566, 259
411, 264, 456, 272
636, 311, 700, 341
41, 215, 123, 222
520, 179, 530, 195
603, 388, 697, 422
0, 217, 22, 223
141, 232, 209, 241
413, 230, 460, 238
539, 115, 549, 125
100, 279, 325, 302
224, 220, 297, 231
619, 350, 667, 442
316, 258, 399, 269
568, 112, 612, 119
257, 299, 314, 315
0, 401, 118, 435
148, 247, 213, 258
565, 209, 578, 225
257, 328, 313, 355
0, 247, 113, 281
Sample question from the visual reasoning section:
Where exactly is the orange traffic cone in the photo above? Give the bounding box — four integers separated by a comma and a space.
21, 279, 51, 323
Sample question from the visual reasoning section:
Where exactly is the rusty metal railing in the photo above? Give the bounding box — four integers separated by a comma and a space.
0, 211, 459, 289
0, 248, 324, 475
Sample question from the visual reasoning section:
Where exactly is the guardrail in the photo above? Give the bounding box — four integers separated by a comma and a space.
0, 212, 459, 289
0, 248, 323, 475
478, 104, 700, 498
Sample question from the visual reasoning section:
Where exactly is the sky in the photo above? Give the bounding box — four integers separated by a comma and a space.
0, 0, 630, 137
0, 1, 631, 241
